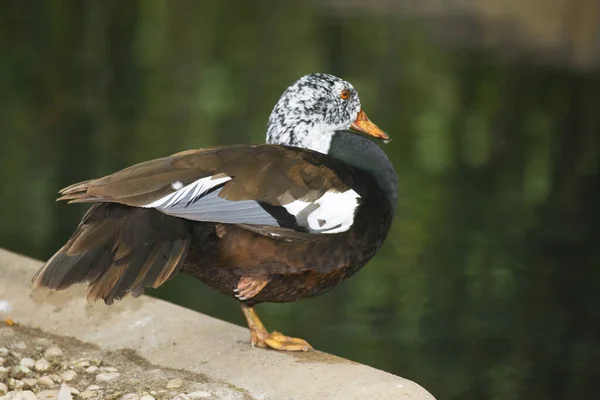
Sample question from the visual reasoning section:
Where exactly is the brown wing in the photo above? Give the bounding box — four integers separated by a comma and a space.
57, 145, 357, 239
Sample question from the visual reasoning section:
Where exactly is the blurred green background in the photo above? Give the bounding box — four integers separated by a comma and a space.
1, 1, 600, 399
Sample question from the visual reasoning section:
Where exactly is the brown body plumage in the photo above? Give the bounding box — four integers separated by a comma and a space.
33, 145, 392, 304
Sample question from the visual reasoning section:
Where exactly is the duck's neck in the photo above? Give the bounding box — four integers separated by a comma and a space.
267, 122, 336, 155
328, 132, 398, 211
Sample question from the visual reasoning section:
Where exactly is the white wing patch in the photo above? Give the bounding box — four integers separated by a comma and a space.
144, 175, 232, 209
171, 181, 184, 190
282, 189, 361, 234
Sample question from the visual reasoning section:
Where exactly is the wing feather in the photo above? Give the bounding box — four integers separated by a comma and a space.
56, 145, 362, 238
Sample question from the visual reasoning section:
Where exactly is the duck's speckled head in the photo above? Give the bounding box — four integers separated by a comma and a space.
266, 73, 388, 154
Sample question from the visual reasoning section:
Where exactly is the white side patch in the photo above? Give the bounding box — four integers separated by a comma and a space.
282, 189, 361, 234
144, 175, 232, 209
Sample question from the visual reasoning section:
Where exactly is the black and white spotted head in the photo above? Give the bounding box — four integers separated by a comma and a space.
266, 73, 388, 154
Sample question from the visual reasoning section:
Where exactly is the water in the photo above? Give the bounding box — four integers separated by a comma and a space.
1, 2, 599, 399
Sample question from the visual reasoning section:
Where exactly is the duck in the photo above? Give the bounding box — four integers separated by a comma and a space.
32, 73, 398, 352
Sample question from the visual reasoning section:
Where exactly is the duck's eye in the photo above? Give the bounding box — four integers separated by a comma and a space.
340, 89, 350, 100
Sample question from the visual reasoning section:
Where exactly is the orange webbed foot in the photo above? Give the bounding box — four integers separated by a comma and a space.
241, 304, 312, 352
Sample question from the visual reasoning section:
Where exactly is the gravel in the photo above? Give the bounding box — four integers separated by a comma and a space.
1, 324, 252, 400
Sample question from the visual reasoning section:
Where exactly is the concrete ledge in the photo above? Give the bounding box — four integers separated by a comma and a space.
0, 248, 434, 400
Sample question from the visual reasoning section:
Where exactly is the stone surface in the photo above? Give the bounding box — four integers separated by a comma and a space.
2, 391, 37, 400
35, 390, 60, 400
0, 248, 435, 400
187, 391, 211, 399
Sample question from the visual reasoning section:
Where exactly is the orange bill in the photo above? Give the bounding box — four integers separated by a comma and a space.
350, 110, 389, 141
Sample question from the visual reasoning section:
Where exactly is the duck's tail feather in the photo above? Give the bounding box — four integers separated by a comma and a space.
32, 203, 190, 305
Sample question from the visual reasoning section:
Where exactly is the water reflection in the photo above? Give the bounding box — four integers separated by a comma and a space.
1, 2, 599, 399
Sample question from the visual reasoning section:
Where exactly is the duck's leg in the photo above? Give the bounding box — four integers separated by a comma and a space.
240, 303, 312, 352
235, 275, 311, 351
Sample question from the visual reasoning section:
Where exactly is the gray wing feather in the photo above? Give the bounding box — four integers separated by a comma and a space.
152, 188, 279, 226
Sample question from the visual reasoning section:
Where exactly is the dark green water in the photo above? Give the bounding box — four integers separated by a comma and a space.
1, 2, 599, 399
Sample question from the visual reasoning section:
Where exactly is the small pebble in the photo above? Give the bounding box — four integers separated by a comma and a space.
36, 390, 60, 400
3, 390, 37, 400
78, 391, 97, 399
21, 378, 37, 388
187, 392, 211, 399
84, 366, 98, 374
45, 347, 64, 359
69, 387, 80, 395
140, 396, 156, 400
0, 347, 8, 355
38, 375, 55, 386
0, 356, 5, 365
20, 358, 35, 369
9, 378, 25, 390
100, 366, 118, 373
0, 366, 8, 379
85, 385, 100, 391
61, 370, 77, 381
171, 395, 189, 400
50, 374, 62, 383
167, 378, 183, 389
0, 382, 7, 394
58, 384, 73, 400
96, 372, 120, 382
35, 359, 50, 372
120, 394, 139, 400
